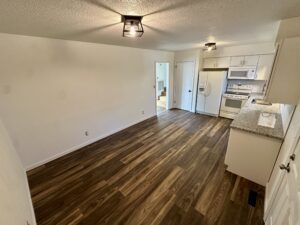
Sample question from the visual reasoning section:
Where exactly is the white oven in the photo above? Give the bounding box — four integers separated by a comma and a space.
228, 66, 257, 80
220, 94, 248, 119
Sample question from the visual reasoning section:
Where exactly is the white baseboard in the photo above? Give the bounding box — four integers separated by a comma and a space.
195, 110, 218, 117
26, 114, 156, 171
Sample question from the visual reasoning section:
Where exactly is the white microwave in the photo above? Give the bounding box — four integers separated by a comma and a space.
228, 67, 257, 80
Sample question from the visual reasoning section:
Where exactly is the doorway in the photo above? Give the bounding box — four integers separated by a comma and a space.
155, 62, 169, 115
174, 61, 195, 111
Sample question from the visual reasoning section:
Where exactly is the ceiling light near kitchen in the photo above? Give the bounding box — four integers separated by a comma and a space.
122, 15, 144, 38
204, 42, 217, 51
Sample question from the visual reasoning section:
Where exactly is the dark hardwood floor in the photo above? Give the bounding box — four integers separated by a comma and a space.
27, 109, 265, 225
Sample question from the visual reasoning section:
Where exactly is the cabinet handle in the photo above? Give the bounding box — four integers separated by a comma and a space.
279, 163, 290, 173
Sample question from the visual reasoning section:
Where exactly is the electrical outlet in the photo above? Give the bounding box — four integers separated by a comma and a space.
85, 131, 89, 136
141, 110, 145, 115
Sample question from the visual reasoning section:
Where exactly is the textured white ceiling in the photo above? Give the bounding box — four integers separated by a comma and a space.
0, 0, 300, 50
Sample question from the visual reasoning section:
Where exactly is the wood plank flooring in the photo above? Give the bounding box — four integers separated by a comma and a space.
27, 109, 265, 225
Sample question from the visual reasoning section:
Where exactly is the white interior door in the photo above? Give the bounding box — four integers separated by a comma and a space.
265, 103, 299, 221
265, 135, 300, 225
175, 61, 194, 111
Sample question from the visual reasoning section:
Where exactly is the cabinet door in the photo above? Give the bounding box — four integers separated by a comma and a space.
224, 128, 282, 186
266, 37, 300, 104
256, 54, 275, 80
244, 55, 259, 66
229, 56, 244, 67
203, 58, 217, 68
216, 57, 230, 68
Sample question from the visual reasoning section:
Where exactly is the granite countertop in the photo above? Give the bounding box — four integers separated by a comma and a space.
230, 96, 284, 140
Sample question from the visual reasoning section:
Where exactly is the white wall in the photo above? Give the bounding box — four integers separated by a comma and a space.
156, 63, 167, 82
174, 49, 202, 112
280, 104, 295, 135
0, 33, 174, 169
276, 16, 300, 42
0, 118, 36, 225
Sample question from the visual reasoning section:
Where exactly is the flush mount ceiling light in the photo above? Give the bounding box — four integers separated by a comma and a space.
122, 15, 144, 38
204, 42, 217, 51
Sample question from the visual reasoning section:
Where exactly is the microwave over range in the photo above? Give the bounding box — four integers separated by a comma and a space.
228, 66, 257, 80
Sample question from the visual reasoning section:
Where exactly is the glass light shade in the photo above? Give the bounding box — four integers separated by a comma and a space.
122, 16, 144, 38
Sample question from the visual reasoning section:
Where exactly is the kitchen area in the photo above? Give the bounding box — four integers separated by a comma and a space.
194, 17, 300, 223
170, 16, 300, 224
198, 53, 275, 120
196, 34, 298, 188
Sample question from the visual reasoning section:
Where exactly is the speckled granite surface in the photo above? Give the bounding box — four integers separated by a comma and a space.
230, 97, 284, 140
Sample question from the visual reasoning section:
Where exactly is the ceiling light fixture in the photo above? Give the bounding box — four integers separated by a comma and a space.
122, 15, 144, 38
204, 42, 217, 51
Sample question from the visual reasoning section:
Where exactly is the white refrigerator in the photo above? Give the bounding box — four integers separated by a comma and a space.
196, 71, 227, 116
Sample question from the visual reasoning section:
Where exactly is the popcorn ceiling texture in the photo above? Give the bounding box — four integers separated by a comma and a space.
0, 0, 300, 50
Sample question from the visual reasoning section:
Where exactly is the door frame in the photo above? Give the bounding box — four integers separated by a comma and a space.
154, 61, 171, 115
174, 60, 196, 112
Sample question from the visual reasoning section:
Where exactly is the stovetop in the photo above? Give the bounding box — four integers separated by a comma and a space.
223, 92, 250, 100
225, 83, 252, 99
225, 91, 249, 96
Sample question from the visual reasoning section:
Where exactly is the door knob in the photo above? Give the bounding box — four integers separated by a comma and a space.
290, 154, 296, 161
279, 163, 290, 173
188, 90, 192, 92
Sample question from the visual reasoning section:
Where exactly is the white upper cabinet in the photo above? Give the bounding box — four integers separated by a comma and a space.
230, 56, 244, 67
203, 58, 217, 68
230, 55, 259, 67
216, 57, 230, 68
203, 57, 230, 68
265, 37, 300, 104
244, 55, 259, 66
256, 54, 275, 80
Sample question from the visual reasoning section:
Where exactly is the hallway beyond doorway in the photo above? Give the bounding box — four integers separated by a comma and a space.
157, 95, 166, 114
155, 62, 169, 115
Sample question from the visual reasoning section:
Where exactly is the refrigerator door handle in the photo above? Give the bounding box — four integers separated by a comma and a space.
204, 82, 210, 97
198, 83, 206, 95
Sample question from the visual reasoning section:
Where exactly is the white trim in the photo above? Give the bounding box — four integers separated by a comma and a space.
195, 110, 218, 117
24, 170, 37, 224
26, 114, 156, 171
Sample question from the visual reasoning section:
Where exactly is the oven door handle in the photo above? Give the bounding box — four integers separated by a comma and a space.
223, 96, 239, 100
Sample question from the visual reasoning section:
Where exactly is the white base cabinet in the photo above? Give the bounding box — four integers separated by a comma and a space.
224, 128, 282, 186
